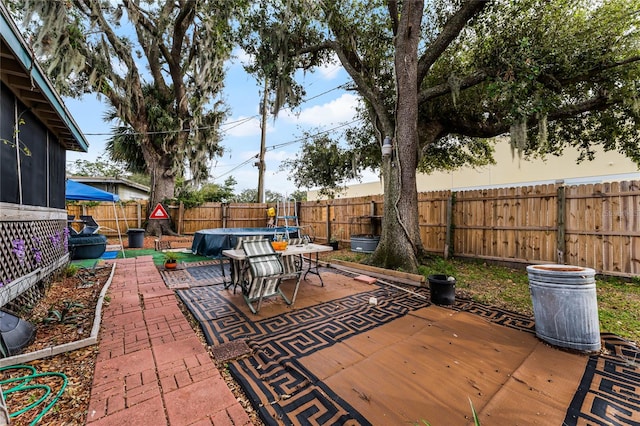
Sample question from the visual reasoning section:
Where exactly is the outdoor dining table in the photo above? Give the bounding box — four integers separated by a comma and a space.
221, 243, 333, 306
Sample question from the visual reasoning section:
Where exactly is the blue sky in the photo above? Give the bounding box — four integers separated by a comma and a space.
64, 49, 377, 196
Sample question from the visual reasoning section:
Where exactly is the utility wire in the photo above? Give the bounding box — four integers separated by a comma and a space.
267, 118, 364, 151
82, 83, 350, 137
211, 117, 365, 180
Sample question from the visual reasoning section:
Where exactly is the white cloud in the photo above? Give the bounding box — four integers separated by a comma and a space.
281, 93, 359, 126
316, 55, 342, 80
229, 47, 252, 67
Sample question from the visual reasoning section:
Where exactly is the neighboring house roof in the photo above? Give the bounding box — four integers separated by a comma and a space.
0, 2, 88, 152
66, 179, 120, 202
68, 176, 150, 195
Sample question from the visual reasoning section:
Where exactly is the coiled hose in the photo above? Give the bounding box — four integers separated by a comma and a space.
0, 365, 68, 425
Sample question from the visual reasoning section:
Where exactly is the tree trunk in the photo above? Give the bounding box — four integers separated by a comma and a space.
369, 0, 424, 273
144, 145, 177, 237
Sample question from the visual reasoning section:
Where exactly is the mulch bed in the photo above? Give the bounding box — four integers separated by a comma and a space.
0, 265, 111, 425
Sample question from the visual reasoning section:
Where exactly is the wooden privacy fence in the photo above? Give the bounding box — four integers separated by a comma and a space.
66, 179, 640, 277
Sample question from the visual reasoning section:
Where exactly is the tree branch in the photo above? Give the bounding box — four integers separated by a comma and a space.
329, 39, 394, 136
122, 0, 170, 96
547, 94, 616, 121
387, 0, 399, 36
438, 94, 617, 138
558, 55, 640, 87
418, 69, 489, 104
170, 2, 196, 118
76, 0, 144, 124
295, 41, 334, 56
417, 0, 488, 84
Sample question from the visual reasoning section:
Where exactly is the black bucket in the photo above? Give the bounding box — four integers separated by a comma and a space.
127, 228, 145, 248
428, 274, 456, 305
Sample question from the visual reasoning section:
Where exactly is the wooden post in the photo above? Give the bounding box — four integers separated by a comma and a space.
556, 185, 566, 264
326, 203, 331, 243
444, 192, 454, 259
177, 201, 184, 235
222, 203, 227, 228
136, 202, 142, 228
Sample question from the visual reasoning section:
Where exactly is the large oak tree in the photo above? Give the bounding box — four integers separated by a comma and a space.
278, 0, 640, 272
15, 0, 247, 235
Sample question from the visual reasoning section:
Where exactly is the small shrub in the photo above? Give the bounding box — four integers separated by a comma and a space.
43, 300, 85, 325
65, 264, 80, 277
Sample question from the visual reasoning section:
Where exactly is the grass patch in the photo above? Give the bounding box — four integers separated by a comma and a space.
120, 249, 208, 266
71, 248, 211, 268
422, 257, 533, 316
596, 277, 640, 342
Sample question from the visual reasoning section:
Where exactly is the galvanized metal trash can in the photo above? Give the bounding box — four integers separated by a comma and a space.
350, 235, 380, 253
527, 264, 600, 353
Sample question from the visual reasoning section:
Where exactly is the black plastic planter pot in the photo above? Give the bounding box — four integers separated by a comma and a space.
0, 310, 35, 357
428, 274, 456, 305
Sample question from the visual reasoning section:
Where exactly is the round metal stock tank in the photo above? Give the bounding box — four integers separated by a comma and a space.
350, 235, 380, 253
526, 264, 600, 353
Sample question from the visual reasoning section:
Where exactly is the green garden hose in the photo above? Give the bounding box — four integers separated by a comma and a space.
0, 365, 68, 425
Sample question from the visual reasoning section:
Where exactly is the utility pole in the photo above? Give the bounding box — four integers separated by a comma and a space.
257, 78, 268, 203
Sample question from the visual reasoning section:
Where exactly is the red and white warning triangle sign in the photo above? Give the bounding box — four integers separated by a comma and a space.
149, 203, 170, 220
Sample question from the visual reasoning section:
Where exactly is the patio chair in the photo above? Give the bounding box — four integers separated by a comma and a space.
79, 215, 101, 235
67, 215, 80, 236
241, 238, 301, 314
281, 238, 304, 275
226, 235, 265, 293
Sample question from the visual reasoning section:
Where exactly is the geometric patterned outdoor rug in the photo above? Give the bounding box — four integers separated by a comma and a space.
176, 275, 640, 425
160, 260, 228, 289
564, 333, 640, 425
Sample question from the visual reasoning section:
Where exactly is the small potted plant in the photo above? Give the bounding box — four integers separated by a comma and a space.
163, 251, 179, 269
329, 228, 342, 250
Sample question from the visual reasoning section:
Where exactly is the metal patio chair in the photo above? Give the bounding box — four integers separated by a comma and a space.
67, 215, 80, 236
79, 215, 101, 235
240, 238, 301, 314
280, 237, 304, 275
224, 235, 266, 293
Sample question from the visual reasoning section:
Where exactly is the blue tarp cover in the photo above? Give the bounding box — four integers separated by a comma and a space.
191, 227, 299, 257
65, 179, 120, 202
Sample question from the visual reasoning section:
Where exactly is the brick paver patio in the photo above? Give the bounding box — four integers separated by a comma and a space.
87, 256, 251, 426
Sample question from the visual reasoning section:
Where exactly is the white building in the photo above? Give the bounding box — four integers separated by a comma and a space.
308, 138, 640, 200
